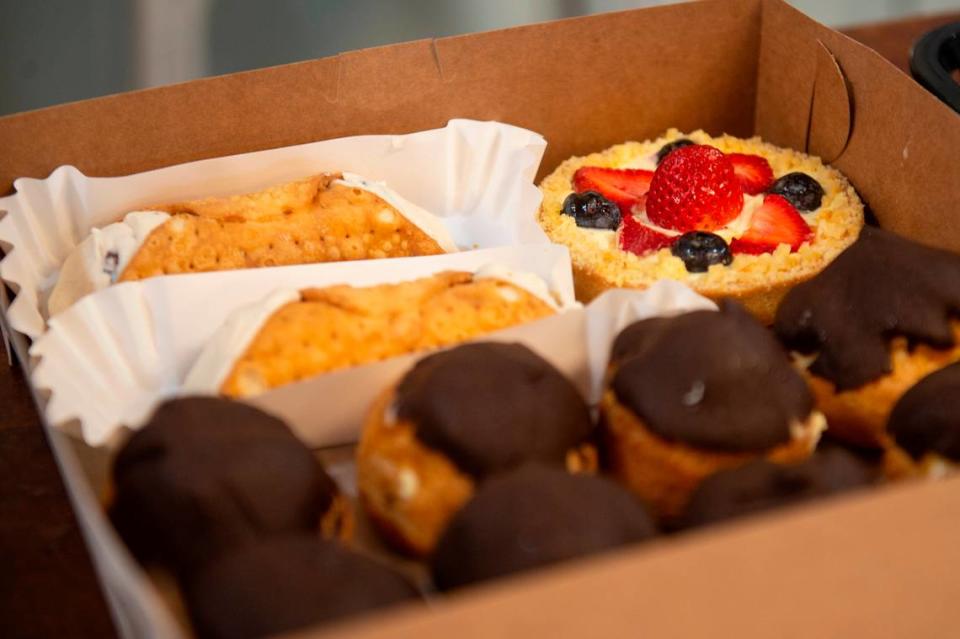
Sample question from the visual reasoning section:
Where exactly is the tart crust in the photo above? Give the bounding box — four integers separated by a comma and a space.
538, 129, 865, 324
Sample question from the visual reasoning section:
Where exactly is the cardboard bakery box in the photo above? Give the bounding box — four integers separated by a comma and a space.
2, 0, 960, 637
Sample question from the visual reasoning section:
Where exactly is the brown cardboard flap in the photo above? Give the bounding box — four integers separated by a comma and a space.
807, 41, 852, 162
299, 476, 960, 639
0, 0, 763, 193
758, 0, 960, 251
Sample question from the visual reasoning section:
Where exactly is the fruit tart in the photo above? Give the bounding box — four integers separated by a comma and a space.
538, 129, 864, 323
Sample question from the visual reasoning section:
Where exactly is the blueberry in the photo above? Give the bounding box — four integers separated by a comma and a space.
767, 172, 824, 211
671, 231, 733, 273
655, 138, 695, 165
561, 191, 621, 230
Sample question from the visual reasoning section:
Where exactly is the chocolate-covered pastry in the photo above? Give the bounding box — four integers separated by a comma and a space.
611, 302, 812, 451
110, 397, 341, 577
395, 342, 593, 475
431, 465, 656, 591
185, 535, 419, 639
775, 227, 960, 447
357, 342, 596, 556
681, 448, 873, 529
885, 362, 960, 477
602, 301, 824, 520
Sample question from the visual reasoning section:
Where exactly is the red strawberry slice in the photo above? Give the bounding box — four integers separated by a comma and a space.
727, 153, 774, 195
645, 145, 744, 232
618, 214, 676, 256
573, 166, 654, 213
730, 194, 813, 254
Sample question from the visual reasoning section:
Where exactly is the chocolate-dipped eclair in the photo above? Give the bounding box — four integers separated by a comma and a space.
357, 342, 596, 556
601, 300, 824, 520
431, 464, 657, 591
110, 397, 348, 578
775, 226, 960, 448
184, 535, 419, 639
884, 362, 960, 478
680, 447, 873, 529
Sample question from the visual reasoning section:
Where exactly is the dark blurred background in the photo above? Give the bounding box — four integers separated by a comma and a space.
2, 0, 959, 116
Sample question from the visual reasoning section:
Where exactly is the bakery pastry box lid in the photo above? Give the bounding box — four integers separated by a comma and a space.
2, 0, 960, 638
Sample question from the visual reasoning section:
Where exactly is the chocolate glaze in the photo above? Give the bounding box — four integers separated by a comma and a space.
681, 448, 873, 529
431, 464, 657, 590
775, 226, 960, 390
888, 362, 960, 461
395, 343, 594, 477
184, 535, 419, 639
110, 397, 336, 577
611, 301, 812, 452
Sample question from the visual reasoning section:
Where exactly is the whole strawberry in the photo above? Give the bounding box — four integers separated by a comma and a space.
645, 145, 744, 232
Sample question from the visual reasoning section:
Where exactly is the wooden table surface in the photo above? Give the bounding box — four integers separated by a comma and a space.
3, 10, 959, 639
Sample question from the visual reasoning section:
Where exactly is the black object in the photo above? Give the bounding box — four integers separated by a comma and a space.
767, 173, 824, 212
670, 231, 732, 273
655, 138, 695, 164
185, 536, 420, 639
110, 397, 337, 578
680, 448, 873, 529
888, 361, 960, 462
431, 465, 657, 591
910, 22, 960, 113
561, 190, 622, 229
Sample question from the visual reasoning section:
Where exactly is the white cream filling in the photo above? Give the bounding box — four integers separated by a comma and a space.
621, 153, 659, 172
47, 211, 171, 317
472, 263, 562, 309
182, 289, 300, 395
335, 172, 458, 253
576, 193, 766, 252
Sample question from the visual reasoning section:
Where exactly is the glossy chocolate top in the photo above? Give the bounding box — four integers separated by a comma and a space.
682, 448, 873, 528
185, 536, 419, 639
431, 465, 656, 590
775, 227, 960, 390
395, 342, 594, 477
611, 301, 812, 452
111, 397, 336, 577
888, 362, 960, 461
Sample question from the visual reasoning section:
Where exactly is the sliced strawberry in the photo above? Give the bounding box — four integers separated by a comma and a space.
618, 214, 676, 256
730, 194, 813, 254
727, 153, 774, 195
573, 166, 654, 213
645, 145, 744, 232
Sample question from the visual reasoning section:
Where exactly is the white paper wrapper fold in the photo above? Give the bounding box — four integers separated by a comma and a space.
0, 119, 548, 339
31, 244, 578, 447
33, 254, 714, 448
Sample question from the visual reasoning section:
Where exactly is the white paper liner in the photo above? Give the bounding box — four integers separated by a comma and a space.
30, 244, 578, 447
0, 119, 548, 339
